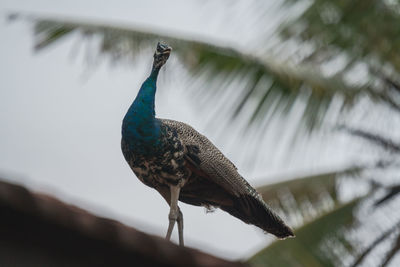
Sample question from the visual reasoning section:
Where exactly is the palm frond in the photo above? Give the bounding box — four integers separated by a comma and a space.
374, 185, 400, 207
29, 17, 379, 131
275, 0, 400, 123
339, 126, 400, 153
380, 232, 400, 267
256, 166, 362, 226
280, 0, 400, 82
251, 195, 400, 267
249, 198, 362, 267
253, 173, 400, 267
350, 221, 400, 267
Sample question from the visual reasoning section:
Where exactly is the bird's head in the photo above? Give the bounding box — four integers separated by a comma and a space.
153, 42, 172, 70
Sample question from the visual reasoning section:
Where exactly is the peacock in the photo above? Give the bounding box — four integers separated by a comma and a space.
121, 42, 294, 246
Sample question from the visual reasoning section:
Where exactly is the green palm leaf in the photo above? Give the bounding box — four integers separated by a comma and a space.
30, 17, 378, 131
249, 198, 362, 267
256, 166, 362, 226
281, 0, 400, 76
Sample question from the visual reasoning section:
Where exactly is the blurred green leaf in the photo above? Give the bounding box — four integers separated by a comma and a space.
256, 166, 362, 224
249, 198, 362, 267
281, 0, 400, 74
31, 17, 378, 132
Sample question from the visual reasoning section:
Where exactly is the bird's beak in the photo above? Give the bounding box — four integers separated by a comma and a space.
162, 47, 172, 55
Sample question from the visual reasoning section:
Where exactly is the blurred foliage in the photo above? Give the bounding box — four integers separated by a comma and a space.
249, 0, 400, 265
250, 0, 400, 266
16, 0, 400, 265
257, 166, 362, 227
30, 1, 400, 130
29, 1, 400, 132
32, 18, 380, 131
279, 0, 400, 114
250, 198, 362, 267
281, 0, 400, 72
252, 176, 400, 266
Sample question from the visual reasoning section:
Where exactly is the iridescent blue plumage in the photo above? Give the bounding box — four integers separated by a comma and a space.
122, 69, 161, 154
121, 42, 294, 247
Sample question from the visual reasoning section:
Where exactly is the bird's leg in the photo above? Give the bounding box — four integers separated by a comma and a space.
177, 209, 184, 246
165, 185, 180, 242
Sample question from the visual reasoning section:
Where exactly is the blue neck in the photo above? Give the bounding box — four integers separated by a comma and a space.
122, 67, 161, 152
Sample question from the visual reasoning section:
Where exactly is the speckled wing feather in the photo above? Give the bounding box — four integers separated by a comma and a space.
161, 119, 294, 238
161, 119, 252, 196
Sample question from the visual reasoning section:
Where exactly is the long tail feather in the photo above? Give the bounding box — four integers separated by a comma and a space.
221, 194, 294, 239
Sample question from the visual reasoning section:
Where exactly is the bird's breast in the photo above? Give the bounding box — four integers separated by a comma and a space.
121, 129, 189, 188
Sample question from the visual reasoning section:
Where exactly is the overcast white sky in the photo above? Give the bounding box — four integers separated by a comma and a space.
0, 0, 371, 260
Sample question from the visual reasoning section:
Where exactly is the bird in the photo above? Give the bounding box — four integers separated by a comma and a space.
121, 42, 294, 246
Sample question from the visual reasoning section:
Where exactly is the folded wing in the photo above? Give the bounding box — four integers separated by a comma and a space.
161, 119, 294, 238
